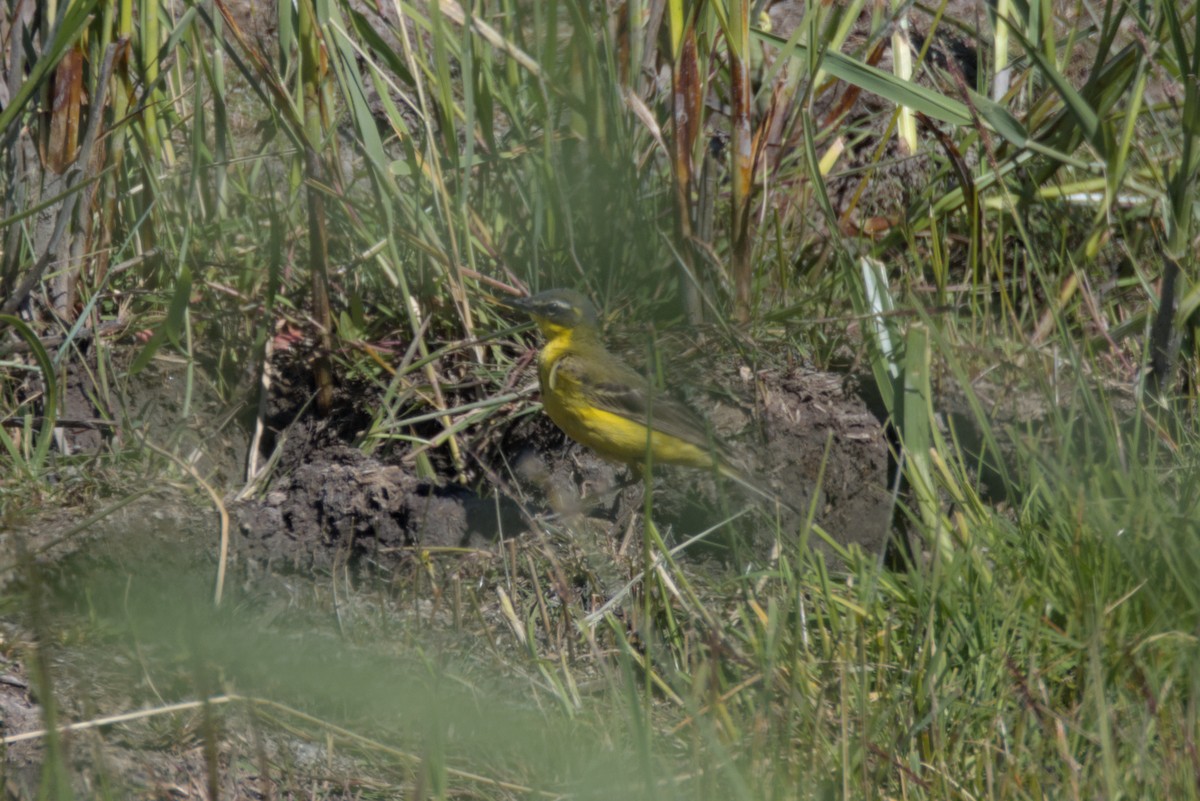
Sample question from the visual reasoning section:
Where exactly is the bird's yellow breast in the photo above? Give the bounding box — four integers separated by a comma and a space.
537, 332, 716, 469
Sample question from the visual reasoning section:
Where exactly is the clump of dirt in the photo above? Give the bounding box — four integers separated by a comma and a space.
234, 438, 522, 572
736, 366, 893, 556
0, 655, 41, 796
233, 346, 895, 573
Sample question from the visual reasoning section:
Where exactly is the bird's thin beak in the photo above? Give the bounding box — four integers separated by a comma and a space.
505, 295, 535, 314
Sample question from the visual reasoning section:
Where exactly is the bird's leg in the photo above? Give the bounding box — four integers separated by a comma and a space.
618, 462, 646, 491
612, 467, 650, 556
584, 465, 645, 520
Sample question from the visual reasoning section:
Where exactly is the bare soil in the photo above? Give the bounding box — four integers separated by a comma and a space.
233, 354, 893, 571
1, 323, 898, 798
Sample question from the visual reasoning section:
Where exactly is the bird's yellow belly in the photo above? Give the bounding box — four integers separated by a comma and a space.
542, 381, 715, 469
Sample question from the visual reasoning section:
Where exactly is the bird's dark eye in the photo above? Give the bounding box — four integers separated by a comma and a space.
548, 300, 569, 313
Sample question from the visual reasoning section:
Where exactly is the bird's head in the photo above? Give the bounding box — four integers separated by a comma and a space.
509, 289, 600, 340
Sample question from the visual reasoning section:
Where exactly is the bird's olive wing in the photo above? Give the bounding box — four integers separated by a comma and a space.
554, 352, 728, 455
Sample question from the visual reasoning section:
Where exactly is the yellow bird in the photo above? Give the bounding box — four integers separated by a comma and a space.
510, 289, 779, 504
